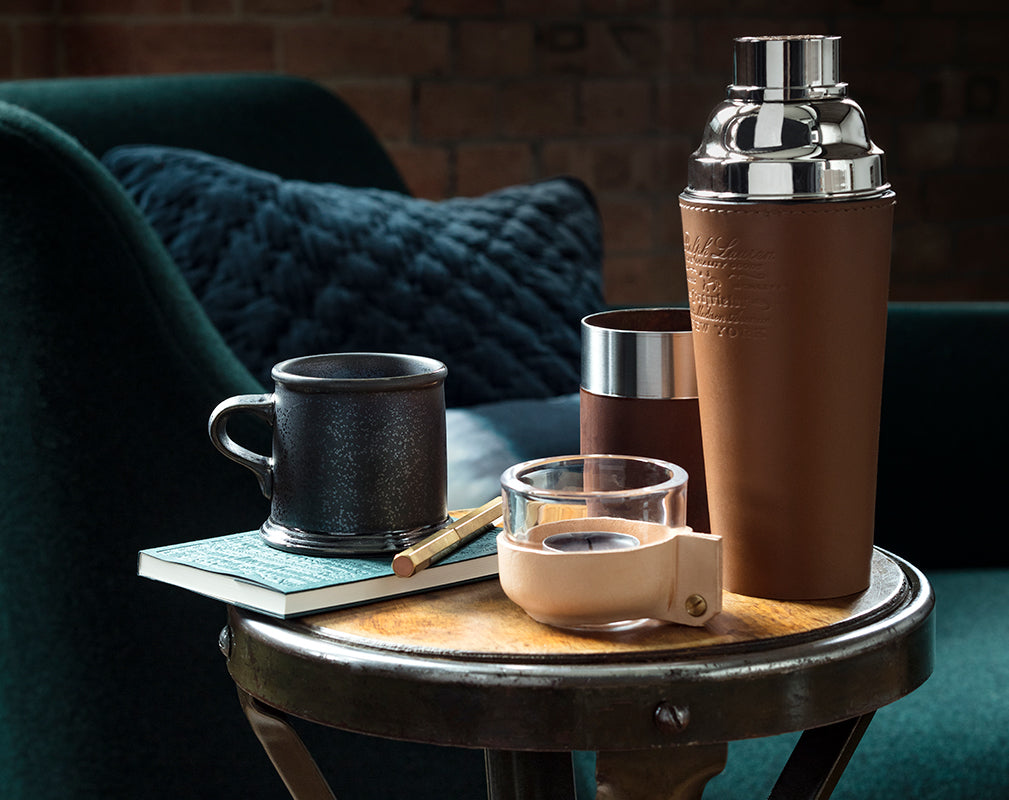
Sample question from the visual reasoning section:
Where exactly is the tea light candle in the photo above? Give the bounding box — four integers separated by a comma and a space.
542, 531, 640, 552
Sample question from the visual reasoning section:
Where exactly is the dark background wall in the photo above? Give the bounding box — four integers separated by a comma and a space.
4, 0, 1006, 305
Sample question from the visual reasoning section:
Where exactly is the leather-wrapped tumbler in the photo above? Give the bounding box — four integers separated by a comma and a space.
580, 308, 710, 534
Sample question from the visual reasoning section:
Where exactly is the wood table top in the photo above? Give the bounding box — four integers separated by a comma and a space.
301, 549, 905, 663
227, 548, 934, 748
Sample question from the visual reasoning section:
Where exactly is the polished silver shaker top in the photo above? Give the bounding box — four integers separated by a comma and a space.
683, 35, 889, 201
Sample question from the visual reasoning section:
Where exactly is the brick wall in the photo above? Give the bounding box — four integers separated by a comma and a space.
2, 1, 1007, 304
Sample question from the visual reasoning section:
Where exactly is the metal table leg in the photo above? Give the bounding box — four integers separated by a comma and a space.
484, 750, 577, 800
595, 743, 728, 800
769, 713, 875, 800
238, 687, 338, 800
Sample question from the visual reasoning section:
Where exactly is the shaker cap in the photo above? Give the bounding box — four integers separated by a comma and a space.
732, 35, 843, 102
683, 35, 890, 201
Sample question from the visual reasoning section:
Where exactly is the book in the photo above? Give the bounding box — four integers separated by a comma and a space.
138, 527, 499, 618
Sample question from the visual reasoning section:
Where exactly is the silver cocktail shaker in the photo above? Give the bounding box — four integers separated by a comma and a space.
680, 35, 895, 599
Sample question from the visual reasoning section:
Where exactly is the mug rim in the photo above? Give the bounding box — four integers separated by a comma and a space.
272, 352, 448, 392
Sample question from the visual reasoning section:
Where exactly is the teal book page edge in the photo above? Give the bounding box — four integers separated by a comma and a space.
140, 528, 499, 594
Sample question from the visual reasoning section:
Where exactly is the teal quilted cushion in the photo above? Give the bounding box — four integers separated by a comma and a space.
102, 145, 604, 407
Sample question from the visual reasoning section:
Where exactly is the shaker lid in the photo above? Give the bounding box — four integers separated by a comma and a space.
731, 35, 843, 102
683, 35, 890, 201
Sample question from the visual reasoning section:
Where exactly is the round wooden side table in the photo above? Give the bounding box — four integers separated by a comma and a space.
222, 548, 934, 800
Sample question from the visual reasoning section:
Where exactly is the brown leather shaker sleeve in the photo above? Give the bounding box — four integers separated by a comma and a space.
680, 195, 895, 599
580, 390, 710, 533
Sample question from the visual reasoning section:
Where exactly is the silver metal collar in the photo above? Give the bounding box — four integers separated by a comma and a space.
581, 308, 697, 400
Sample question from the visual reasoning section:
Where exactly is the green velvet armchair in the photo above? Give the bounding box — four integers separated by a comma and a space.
0, 73, 487, 800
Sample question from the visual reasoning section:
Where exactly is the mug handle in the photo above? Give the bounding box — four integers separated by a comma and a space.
208, 394, 275, 499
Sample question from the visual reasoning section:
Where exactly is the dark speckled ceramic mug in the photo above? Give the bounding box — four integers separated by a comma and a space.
209, 352, 449, 556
